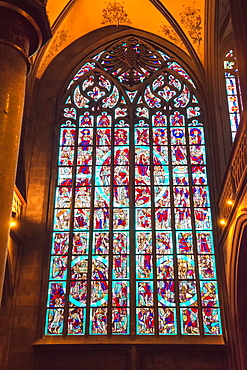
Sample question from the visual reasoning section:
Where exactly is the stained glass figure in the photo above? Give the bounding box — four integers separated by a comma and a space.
96, 128, 111, 146
59, 147, 74, 166
90, 308, 107, 334
177, 256, 195, 279
69, 281, 87, 307
136, 255, 153, 279
113, 208, 129, 230
172, 146, 187, 165
157, 280, 175, 306
156, 232, 173, 254
74, 209, 90, 229
112, 308, 129, 334
49, 256, 68, 280
158, 308, 177, 334
136, 308, 155, 335
94, 208, 110, 230
200, 281, 219, 307
92, 256, 108, 280
179, 281, 197, 306
48, 282, 66, 307
176, 232, 193, 254
71, 257, 88, 280
181, 308, 199, 335
157, 256, 174, 279
172, 166, 189, 185
171, 127, 185, 145
113, 255, 129, 279
113, 232, 129, 254
73, 232, 89, 254
93, 232, 109, 254
136, 208, 152, 230
112, 281, 129, 307
137, 282, 154, 306
68, 308, 86, 335
196, 231, 214, 254
114, 128, 129, 145
52, 232, 69, 255
198, 255, 216, 279
152, 111, 167, 126
90, 281, 108, 306
173, 186, 190, 207
46, 309, 64, 334
136, 232, 152, 253
194, 208, 212, 229
155, 208, 171, 229
202, 308, 222, 335
58, 167, 73, 186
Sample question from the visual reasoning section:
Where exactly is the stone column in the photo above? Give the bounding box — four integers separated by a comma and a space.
229, 0, 247, 112
0, 2, 51, 303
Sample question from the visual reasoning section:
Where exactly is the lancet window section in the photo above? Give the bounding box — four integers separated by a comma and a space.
45, 38, 222, 337
224, 50, 242, 141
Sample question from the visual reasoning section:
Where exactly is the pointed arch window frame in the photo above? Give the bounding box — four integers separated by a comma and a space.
44, 36, 222, 339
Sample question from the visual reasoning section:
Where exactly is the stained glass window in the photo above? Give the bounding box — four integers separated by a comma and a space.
224, 50, 242, 141
45, 37, 222, 337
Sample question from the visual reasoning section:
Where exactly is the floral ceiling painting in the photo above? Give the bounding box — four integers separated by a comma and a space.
38, 0, 205, 77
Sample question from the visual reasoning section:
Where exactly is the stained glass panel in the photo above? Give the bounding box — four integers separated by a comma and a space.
46, 39, 221, 338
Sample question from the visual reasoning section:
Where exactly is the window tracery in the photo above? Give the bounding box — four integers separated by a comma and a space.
45, 37, 222, 337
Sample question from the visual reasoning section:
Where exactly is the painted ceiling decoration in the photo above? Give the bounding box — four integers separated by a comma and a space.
35, 0, 229, 78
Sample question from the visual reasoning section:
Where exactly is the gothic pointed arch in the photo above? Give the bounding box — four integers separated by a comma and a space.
45, 35, 222, 338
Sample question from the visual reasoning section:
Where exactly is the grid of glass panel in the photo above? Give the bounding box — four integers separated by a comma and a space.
224, 50, 242, 141
45, 40, 222, 337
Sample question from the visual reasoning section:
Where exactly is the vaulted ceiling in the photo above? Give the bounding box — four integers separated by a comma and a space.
35, 0, 230, 78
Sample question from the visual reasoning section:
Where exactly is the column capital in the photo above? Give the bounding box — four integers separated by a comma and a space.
0, 1, 51, 65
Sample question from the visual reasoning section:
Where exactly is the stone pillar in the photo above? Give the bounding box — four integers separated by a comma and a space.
229, 0, 247, 112
0, 1, 51, 304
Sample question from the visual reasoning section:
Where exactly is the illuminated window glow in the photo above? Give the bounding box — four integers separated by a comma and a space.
224, 50, 242, 141
45, 38, 222, 337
